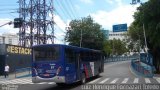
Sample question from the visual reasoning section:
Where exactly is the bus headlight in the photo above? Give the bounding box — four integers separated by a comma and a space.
33, 68, 38, 76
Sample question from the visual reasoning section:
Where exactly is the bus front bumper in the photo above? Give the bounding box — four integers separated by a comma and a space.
32, 76, 65, 83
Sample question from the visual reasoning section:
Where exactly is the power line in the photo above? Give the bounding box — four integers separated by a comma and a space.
54, 33, 65, 42
65, 0, 77, 19
61, 0, 75, 19
68, 0, 80, 18
55, 0, 71, 20
54, 22, 66, 33
0, 8, 17, 10
54, 9, 67, 25
56, 0, 74, 20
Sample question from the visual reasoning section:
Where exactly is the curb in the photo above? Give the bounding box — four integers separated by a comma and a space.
130, 62, 153, 78
16, 74, 31, 78
129, 63, 141, 77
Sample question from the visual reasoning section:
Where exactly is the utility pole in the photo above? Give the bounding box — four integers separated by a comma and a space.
80, 29, 82, 47
143, 24, 148, 52
30, 0, 33, 46
131, 0, 149, 65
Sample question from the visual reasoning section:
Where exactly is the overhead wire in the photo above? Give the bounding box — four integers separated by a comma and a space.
54, 9, 67, 25
55, 0, 71, 20
64, 0, 77, 19
57, 0, 74, 20
68, 0, 80, 18
54, 32, 65, 43
54, 22, 66, 33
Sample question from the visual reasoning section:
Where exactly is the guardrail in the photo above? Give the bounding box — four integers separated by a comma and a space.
15, 67, 31, 78
105, 56, 132, 63
131, 59, 153, 78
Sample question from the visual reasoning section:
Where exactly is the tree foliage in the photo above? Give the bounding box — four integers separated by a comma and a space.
110, 39, 128, 55
128, 0, 160, 72
65, 16, 105, 50
65, 16, 128, 57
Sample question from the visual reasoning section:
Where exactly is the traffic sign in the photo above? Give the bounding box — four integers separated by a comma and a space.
113, 24, 127, 32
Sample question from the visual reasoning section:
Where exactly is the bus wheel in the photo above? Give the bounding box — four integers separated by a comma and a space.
81, 73, 86, 84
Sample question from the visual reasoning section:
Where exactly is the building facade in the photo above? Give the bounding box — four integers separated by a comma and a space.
0, 33, 19, 45
109, 31, 127, 40
101, 30, 109, 40
101, 30, 127, 40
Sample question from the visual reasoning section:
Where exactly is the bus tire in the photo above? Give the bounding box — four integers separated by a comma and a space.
97, 68, 101, 76
81, 73, 86, 84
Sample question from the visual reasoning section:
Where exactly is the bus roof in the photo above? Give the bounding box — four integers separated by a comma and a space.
32, 44, 101, 52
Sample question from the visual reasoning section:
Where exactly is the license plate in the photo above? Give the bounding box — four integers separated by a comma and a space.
43, 74, 50, 76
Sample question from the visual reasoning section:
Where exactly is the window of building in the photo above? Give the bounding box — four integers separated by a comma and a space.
0, 39, 2, 44
9, 38, 12, 44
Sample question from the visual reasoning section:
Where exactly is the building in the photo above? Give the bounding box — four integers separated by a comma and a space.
109, 31, 127, 40
0, 44, 31, 75
101, 30, 127, 40
101, 30, 109, 40
0, 33, 19, 45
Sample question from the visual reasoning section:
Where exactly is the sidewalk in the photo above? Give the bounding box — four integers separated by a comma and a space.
0, 71, 31, 81
0, 73, 14, 80
153, 74, 160, 78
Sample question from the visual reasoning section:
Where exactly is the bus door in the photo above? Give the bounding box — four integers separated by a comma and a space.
65, 48, 77, 83
75, 53, 81, 80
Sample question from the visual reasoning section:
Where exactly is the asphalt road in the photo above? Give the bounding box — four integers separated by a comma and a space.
1, 60, 160, 90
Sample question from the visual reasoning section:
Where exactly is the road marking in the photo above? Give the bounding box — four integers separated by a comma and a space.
99, 78, 110, 84
121, 78, 129, 84
38, 82, 48, 84
110, 78, 119, 84
11, 79, 30, 84
0, 78, 57, 84
88, 78, 101, 84
155, 78, 160, 83
133, 78, 139, 83
145, 78, 151, 83
48, 82, 55, 84
0, 78, 33, 84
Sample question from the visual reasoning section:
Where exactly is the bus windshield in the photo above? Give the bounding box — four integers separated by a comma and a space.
33, 46, 60, 61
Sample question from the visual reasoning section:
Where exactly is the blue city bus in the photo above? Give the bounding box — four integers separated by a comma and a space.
32, 44, 104, 84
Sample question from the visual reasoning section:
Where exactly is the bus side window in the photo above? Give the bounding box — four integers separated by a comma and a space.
65, 48, 75, 64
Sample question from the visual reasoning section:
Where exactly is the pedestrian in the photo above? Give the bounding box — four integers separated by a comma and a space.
4, 64, 9, 78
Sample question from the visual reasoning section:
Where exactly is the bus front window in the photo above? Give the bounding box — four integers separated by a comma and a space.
34, 46, 59, 61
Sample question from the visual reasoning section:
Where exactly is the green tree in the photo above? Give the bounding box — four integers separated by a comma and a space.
128, 0, 160, 73
127, 23, 143, 52
107, 39, 128, 56
103, 40, 112, 57
65, 16, 105, 50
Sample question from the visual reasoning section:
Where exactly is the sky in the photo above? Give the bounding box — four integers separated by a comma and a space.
0, 0, 148, 44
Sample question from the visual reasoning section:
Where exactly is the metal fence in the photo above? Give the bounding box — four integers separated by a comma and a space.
131, 59, 153, 77
105, 56, 133, 63
15, 67, 31, 78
